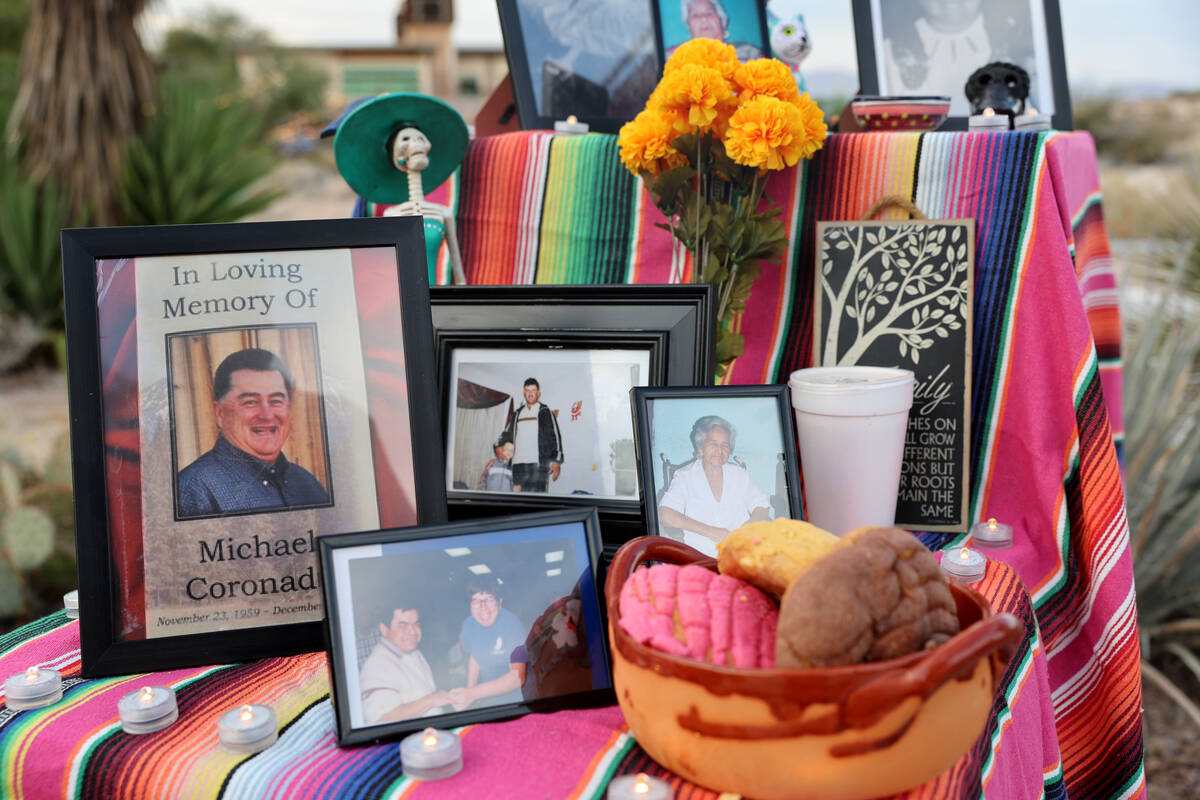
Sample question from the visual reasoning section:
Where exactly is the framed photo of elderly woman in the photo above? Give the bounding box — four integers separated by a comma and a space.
631, 386, 803, 557
650, 0, 771, 66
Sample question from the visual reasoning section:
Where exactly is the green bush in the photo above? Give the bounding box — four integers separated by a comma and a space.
117, 81, 282, 225
0, 154, 80, 366
1126, 252, 1200, 724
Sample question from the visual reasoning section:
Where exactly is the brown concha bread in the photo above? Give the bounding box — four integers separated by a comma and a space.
775, 526, 960, 669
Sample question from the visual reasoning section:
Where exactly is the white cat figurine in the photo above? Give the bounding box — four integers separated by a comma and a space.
766, 0, 812, 93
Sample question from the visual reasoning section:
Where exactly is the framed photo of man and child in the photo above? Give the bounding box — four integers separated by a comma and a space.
61, 217, 446, 676
319, 508, 613, 745
431, 285, 715, 545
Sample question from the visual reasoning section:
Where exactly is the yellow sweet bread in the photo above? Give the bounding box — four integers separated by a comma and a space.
716, 518, 840, 598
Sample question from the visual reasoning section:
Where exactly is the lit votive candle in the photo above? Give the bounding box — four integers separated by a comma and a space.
554, 114, 589, 135
971, 517, 1013, 549
1013, 107, 1051, 131
4, 666, 63, 710
942, 545, 987, 583
607, 771, 673, 800
968, 107, 1010, 132
118, 685, 178, 734
63, 589, 79, 619
218, 704, 277, 754
400, 727, 463, 781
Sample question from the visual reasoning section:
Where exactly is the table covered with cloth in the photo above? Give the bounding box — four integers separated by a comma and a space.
13, 129, 1139, 798
387, 128, 1140, 799
0, 557, 1054, 799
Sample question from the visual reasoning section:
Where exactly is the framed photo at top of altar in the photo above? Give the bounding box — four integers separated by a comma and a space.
850, 0, 1072, 130
650, 0, 771, 67
496, 0, 659, 132
60, 217, 447, 677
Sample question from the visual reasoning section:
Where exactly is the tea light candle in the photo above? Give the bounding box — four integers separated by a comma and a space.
63, 590, 79, 619
118, 685, 178, 734
968, 107, 1009, 132
4, 666, 63, 710
942, 545, 987, 583
971, 517, 1013, 549
1013, 107, 1051, 131
218, 704, 277, 754
554, 114, 589, 135
607, 772, 673, 800
400, 727, 463, 781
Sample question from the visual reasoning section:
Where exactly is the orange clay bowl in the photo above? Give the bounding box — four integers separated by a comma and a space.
605, 537, 1021, 800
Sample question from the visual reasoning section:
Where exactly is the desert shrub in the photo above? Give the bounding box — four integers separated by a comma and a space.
117, 80, 281, 226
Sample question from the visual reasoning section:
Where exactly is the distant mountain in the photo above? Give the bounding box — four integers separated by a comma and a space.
1070, 78, 1196, 100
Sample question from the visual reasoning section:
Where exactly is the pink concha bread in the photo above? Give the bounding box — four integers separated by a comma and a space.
618, 563, 778, 668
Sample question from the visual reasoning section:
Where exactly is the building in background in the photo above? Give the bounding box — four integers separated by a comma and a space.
242, 0, 506, 121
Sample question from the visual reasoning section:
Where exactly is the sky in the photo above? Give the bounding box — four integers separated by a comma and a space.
142, 0, 1200, 96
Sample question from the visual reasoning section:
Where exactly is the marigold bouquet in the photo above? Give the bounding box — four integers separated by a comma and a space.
618, 38, 827, 373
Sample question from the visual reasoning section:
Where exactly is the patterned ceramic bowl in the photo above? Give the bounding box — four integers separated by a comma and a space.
605, 537, 1020, 800
850, 96, 952, 132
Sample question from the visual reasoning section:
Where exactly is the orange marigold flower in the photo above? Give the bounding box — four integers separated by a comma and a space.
734, 59, 802, 105
655, 63, 735, 134
792, 91, 829, 161
724, 95, 815, 171
663, 38, 739, 82
617, 110, 688, 176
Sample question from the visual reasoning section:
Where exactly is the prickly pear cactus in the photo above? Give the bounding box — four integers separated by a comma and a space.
2, 506, 55, 570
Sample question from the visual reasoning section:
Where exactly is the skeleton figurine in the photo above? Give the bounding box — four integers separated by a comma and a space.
384, 126, 466, 285
328, 93, 470, 285
964, 62, 1031, 121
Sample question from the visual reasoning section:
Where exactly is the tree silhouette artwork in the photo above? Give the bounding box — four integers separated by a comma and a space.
819, 222, 969, 366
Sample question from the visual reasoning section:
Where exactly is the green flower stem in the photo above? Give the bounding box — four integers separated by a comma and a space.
716, 172, 764, 323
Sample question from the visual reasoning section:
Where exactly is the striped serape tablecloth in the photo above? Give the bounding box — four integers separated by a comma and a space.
389, 129, 1141, 799
0, 558, 1055, 799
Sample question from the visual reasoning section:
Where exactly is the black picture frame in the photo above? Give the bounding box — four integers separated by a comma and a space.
61, 217, 447, 677
850, 0, 1072, 131
319, 507, 614, 746
649, 0, 772, 69
496, 0, 660, 133
630, 385, 803, 555
431, 284, 715, 551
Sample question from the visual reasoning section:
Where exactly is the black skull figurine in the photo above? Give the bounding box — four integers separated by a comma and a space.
964, 62, 1031, 120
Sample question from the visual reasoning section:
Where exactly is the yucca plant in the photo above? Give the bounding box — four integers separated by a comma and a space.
1126, 249, 1200, 731
0, 154, 81, 369
117, 80, 282, 226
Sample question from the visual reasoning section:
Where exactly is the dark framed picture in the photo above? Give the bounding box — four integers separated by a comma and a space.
319, 508, 613, 746
60, 217, 447, 676
496, 0, 659, 133
631, 385, 803, 558
650, 0, 771, 66
432, 285, 715, 539
851, 0, 1072, 130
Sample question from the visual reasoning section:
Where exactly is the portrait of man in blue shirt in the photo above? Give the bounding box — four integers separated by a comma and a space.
176, 347, 331, 518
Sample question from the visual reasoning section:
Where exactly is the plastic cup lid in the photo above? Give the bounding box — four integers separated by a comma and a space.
788, 366, 914, 416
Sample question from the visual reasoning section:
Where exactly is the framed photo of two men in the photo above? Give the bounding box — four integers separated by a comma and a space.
60, 217, 447, 676
320, 508, 613, 746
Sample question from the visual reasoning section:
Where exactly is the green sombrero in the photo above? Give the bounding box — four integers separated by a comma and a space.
333, 93, 469, 206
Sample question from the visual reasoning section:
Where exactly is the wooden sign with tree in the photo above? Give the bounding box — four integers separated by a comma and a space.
813, 198, 973, 532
